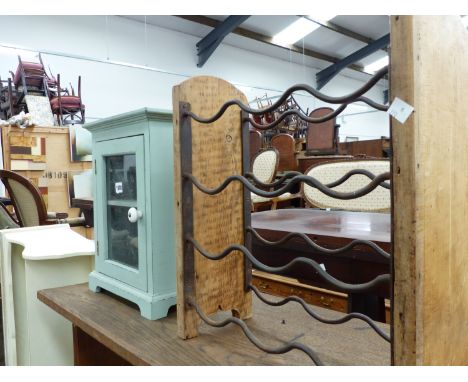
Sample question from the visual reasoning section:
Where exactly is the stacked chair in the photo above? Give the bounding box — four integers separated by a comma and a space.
13, 54, 50, 103
50, 74, 85, 125
0, 53, 85, 125
0, 76, 20, 120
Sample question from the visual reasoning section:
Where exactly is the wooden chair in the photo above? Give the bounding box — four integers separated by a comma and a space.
50, 74, 85, 125
39, 54, 66, 100
0, 170, 85, 227
0, 77, 21, 119
13, 54, 50, 104
302, 159, 390, 212
249, 129, 263, 166
305, 107, 340, 156
250, 149, 279, 212
271, 133, 298, 171
0, 76, 10, 120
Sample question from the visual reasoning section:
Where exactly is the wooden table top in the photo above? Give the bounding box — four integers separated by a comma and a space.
252, 208, 391, 244
38, 283, 390, 366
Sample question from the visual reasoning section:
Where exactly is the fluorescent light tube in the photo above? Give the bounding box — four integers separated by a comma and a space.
307, 15, 337, 23
364, 56, 389, 73
272, 17, 321, 45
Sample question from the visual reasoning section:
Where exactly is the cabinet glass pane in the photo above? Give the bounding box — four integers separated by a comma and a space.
107, 205, 139, 269
106, 154, 137, 201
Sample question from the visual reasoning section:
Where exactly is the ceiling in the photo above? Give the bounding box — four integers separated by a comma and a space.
121, 15, 390, 83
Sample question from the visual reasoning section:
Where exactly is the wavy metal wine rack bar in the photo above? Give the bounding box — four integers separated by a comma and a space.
179, 67, 391, 365
186, 236, 390, 295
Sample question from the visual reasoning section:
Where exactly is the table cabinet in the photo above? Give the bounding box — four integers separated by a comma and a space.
85, 108, 176, 320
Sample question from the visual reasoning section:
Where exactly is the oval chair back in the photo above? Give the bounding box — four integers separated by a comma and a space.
302, 159, 391, 212
250, 149, 279, 211
0, 170, 48, 227
251, 148, 279, 184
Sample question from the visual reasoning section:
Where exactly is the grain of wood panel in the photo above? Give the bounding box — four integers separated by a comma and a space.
38, 283, 391, 365
173, 77, 252, 339
390, 15, 418, 365
391, 16, 468, 365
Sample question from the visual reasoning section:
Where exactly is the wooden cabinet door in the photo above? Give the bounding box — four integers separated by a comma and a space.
94, 135, 148, 292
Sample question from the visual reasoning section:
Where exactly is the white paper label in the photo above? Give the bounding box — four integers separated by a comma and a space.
115, 182, 123, 194
387, 97, 414, 124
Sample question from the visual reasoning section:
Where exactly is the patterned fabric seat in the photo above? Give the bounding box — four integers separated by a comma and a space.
302, 159, 390, 212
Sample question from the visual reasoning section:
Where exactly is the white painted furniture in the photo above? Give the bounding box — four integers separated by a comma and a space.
0, 224, 94, 365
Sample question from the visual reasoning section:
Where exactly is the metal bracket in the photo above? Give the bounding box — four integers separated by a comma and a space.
180, 101, 195, 307
241, 110, 252, 291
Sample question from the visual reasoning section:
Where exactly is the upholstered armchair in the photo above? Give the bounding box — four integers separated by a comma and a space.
0, 170, 85, 227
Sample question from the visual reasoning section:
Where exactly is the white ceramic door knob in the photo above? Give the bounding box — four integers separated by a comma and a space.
128, 207, 143, 223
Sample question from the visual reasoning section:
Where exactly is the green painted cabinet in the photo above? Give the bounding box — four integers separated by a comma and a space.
85, 108, 176, 320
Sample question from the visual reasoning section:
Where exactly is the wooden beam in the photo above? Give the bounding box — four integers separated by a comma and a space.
391, 15, 468, 365
177, 15, 365, 73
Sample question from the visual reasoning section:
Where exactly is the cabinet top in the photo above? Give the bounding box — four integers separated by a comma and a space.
84, 108, 172, 132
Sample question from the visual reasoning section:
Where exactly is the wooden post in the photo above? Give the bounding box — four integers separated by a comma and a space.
391, 16, 468, 365
173, 76, 252, 339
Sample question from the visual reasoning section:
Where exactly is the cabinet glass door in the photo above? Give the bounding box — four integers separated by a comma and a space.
95, 135, 147, 291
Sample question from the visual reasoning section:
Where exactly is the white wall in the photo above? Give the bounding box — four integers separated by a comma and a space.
0, 16, 389, 141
